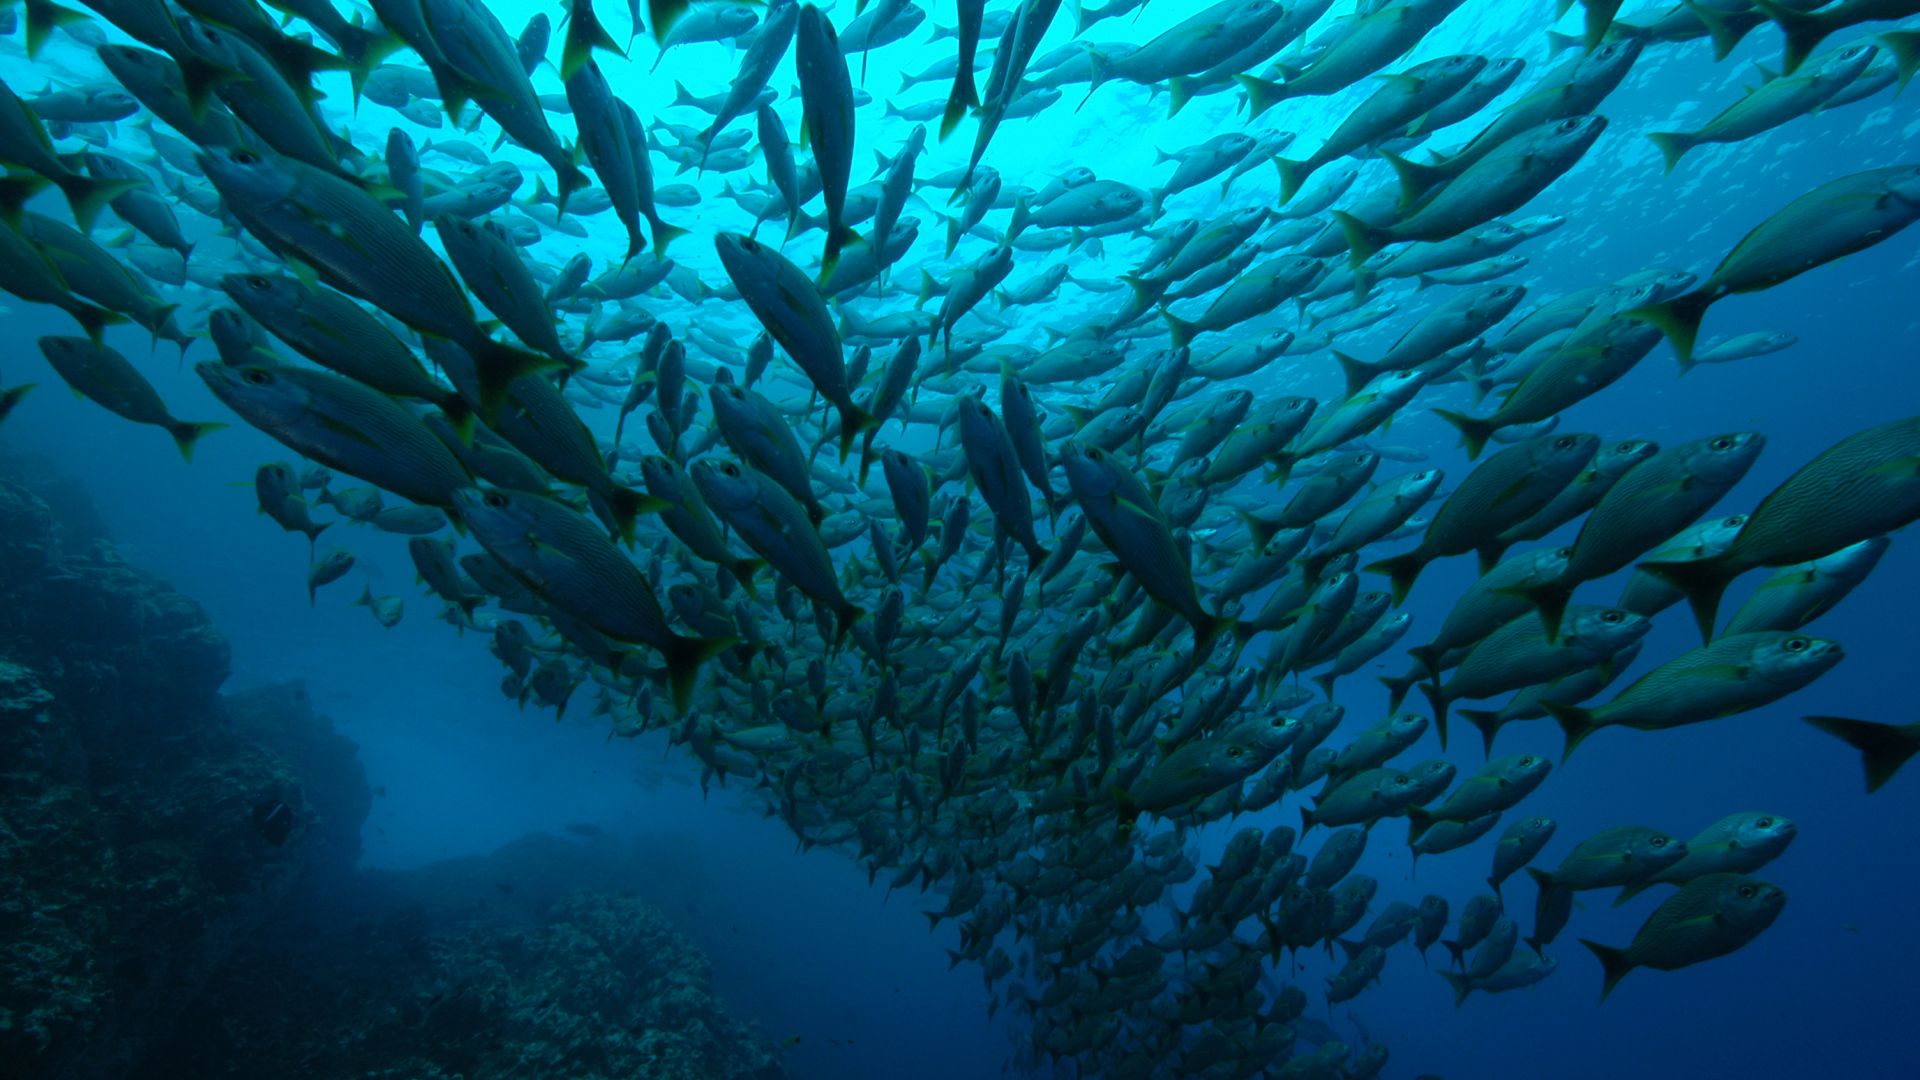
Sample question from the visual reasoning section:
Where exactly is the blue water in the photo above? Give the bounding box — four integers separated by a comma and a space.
4, 2, 1919, 1077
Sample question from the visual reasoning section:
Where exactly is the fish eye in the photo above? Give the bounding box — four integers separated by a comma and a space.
483, 491, 508, 509
722, 463, 740, 476
1711, 436, 1734, 450
1602, 610, 1623, 623
1554, 436, 1576, 449
1087, 448, 1103, 460
1724, 516, 1744, 526
1757, 817, 1773, 828
1519, 756, 1536, 766
1615, 441, 1637, 453
1557, 119, 1581, 132
1738, 884, 1756, 899
1785, 637, 1809, 652
233, 150, 259, 165
1227, 746, 1243, 758
1651, 836, 1667, 846
243, 368, 272, 385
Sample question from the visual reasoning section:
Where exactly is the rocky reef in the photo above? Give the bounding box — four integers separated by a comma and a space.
151, 886, 783, 1080
0, 454, 781, 1080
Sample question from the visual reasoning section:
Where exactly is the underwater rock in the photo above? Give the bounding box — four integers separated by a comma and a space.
149, 889, 785, 1080
0, 463, 368, 1080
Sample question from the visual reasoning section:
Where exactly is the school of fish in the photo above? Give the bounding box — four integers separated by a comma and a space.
3, 0, 1919, 1076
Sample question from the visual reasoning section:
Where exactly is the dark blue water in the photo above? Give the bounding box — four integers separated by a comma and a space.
3, 3, 1918, 1078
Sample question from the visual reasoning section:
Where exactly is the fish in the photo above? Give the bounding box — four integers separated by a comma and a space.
1802, 715, 1920, 793
1406, 754, 1553, 845
1367, 433, 1599, 602
1631, 166, 1920, 363
198, 361, 471, 509
1552, 631, 1845, 758
0, 0, 1911, 1065
1614, 812, 1798, 904
1641, 415, 1920, 639
1515, 432, 1764, 640
714, 233, 879, 459
452, 485, 731, 709
1579, 874, 1786, 1000
38, 336, 221, 460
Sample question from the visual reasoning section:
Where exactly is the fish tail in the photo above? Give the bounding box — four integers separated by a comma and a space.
1192, 612, 1239, 655
1234, 75, 1290, 120
0, 172, 49, 227
1580, 938, 1635, 1002
1752, 0, 1827, 73
1331, 350, 1376, 400
1309, 671, 1335, 700
1329, 210, 1389, 270
1364, 549, 1428, 607
470, 338, 560, 424
438, 393, 476, 444
1543, 699, 1599, 762
1457, 708, 1503, 758
562, 4, 627, 82
1273, 157, 1313, 206
1441, 938, 1464, 969
648, 216, 691, 257
601, 485, 672, 547
302, 519, 329, 554
1516, 582, 1573, 643
1007, 196, 1032, 244
1163, 309, 1198, 352
1167, 77, 1210, 119
1382, 150, 1446, 212
1418, 681, 1450, 753
1407, 644, 1442, 681
1432, 407, 1495, 460
1298, 548, 1330, 583
68, 301, 126, 344
834, 603, 868, 650
166, 420, 226, 463
1687, 0, 1759, 60
1880, 30, 1920, 93
1403, 805, 1435, 845
1645, 131, 1694, 175
661, 633, 737, 713
338, 21, 408, 75
22, 0, 84, 59
1379, 669, 1421, 712
1583, 3, 1618, 48
837, 401, 881, 462
728, 557, 765, 598
554, 162, 594, 217
56, 174, 139, 234
1802, 715, 1920, 794
1635, 555, 1733, 642
1629, 288, 1717, 367
0, 382, 36, 425
1437, 969, 1473, 1008
941, 69, 979, 141
1543, 29, 1586, 54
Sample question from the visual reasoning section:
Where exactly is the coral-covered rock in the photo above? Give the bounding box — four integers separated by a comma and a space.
148, 890, 785, 1080
0, 466, 366, 1080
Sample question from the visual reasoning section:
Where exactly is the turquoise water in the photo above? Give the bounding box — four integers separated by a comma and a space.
3, 2, 1919, 1077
